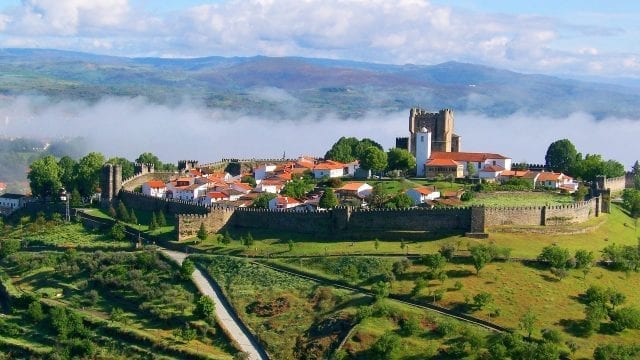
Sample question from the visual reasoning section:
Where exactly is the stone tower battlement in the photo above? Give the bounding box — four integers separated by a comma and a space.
408, 108, 460, 154
178, 160, 199, 173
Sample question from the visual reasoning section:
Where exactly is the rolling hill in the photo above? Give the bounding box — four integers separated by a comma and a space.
0, 48, 638, 119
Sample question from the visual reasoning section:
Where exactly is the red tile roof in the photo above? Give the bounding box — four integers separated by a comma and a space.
233, 183, 254, 191
536, 172, 572, 182
410, 187, 433, 195
275, 196, 301, 206
480, 165, 505, 172
145, 180, 166, 189
207, 191, 227, 199
314, 160, 345, 170
339, 182, 369, 191
426, 158, 461, 166
430, 151, 509, 162
500, 170, 531, 177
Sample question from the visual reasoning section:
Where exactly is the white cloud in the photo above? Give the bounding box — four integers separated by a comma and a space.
0, 0, 638, 77
0, 96, 636, 168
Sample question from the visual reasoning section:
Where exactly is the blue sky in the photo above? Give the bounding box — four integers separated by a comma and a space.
0, 0, 638, 77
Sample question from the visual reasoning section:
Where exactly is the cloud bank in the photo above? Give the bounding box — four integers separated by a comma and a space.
0, 0, 638, 78
0, 96, 637, 168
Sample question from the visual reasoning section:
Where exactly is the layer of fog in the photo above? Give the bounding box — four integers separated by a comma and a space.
0, 96, 638, 168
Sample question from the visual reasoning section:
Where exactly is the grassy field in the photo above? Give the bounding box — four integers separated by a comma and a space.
465, 191, 575, 206
193, 254, 367, 360
185, 203, 637, 261
83, 207, 176, 239
0, 250, 236, 359
268, 253, 640, 359
5, 222, 134, 250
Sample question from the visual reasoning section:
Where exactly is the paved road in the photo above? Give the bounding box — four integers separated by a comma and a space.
160, 250, 268, 360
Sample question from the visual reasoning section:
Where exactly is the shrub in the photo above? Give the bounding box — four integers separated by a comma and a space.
27, 301, 45, 323
399, 317, 421, 337
610, 307, 640, 332
109, 222, 126, 241
435, 320, 458, 337
473, 291, 493, 309
370, 331, 401, 360
538, 245, 572, 269
594, 344, 640, 360
194, 296, 216, 322
541, 328, 562, 344
453, 281, 464, 291
438, 243, 456, 261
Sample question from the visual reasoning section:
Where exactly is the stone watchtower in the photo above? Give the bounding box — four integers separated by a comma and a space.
178, 160, 199, 173
100, 164, 122, 205
407, 108, 460, 154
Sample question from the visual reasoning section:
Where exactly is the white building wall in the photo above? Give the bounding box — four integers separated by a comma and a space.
415, 130, 431, 177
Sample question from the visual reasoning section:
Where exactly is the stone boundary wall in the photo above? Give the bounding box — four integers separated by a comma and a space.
121, 172, 176, 191
484, 197, 599, 227
603, 174, 629, 193
119, 190, 211, 216
348, 207, 471, 232
177, 210, 235, 239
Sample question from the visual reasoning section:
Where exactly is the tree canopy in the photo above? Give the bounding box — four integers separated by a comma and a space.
545, 139, 578, 174
360, 146, 387, 173
75, 152, 105, 196
386, 148, 416, 174
319, 188, 339, 208
324, 137, 383, 163
107, 157, 135, 179
28, 155, 62, 198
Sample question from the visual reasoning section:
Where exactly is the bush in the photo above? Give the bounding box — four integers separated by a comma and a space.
435, 320, 458, 337
538, 245, 572, 269
399, 317, 421, 337
27, 301, 45, 323
473, 292, 493, 309
541, 328, 562, 344
370, 331, 401, 360
438, 243, 456, 261
460, 191, 474, 201
594, 344, 640, 360
109, 222, 126, 241
610, 307, 640, 332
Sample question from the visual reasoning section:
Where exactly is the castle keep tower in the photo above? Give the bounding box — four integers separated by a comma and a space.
406, 108, 460, 155
100, 164, 122, 204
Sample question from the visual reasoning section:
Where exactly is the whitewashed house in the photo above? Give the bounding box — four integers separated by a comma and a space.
405, 187, 440, 205
428, 152, 512, 178
141, 180, 168, 198
268, 196, 301, 210
254, 164, 277, 182
0, 193, 27, 214
336, 182, 373, 199
313, 160, 346, 179
255, 179, 286, 194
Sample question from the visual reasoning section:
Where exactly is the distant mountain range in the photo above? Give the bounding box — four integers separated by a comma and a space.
0, 48, 638, 119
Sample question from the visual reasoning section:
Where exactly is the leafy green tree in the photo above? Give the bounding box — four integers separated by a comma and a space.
58, 156, 77, 190
288, 240, 295, 252
422, 253, 447, 277
110, 307, 125, 323
108, 205, 117, 218
519, 310, 537, 339
27, 301, 45, 323
470, 244, 494, 275
391, 193, 413, 208
574, 249, 595, 270
70, 188, 82, 207
241, 175, 257, 187
370, 331, 401, 360
466, 162, 477, 178
622, 189, 640, 218
129, 208, 138, 224
545, 139, 578, 174
399, 317, 421, 337
116, 201, 130, 222
319, 188, 339, 208
28, 155, 62, 198
149, 213, 158, 231
538, 245, 572, 269
610, 307, 640, 332
372, 281, 390, 300
360, 146, 387, 174
180, 259, 195, 280
197, 223, 208, 241
0, 239, 21, 259
135, 152, 162, 170
325, 137, 360, 163
473, 291, 493, 309
74, 152, 105, 196
387, 148, 416, 175
368, 182, 392, 208
106, 157, 135, 179
252, 193, 277, 208
594, 344, 640, 360
281, 178, 314, 199
110, 222, 126, 241
374, 239, 380, 250
392, 258, 411, 277
195, 295, 216, 322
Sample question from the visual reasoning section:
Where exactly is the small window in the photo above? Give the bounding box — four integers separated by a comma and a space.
420, 135, 424, 142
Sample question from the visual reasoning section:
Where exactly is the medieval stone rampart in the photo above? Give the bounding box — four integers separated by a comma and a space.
121, 172, 175, 191
119, 190, 211, 215
484, 197, 599, 227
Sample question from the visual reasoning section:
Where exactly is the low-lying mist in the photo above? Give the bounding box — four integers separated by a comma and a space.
0, 96, 638, 168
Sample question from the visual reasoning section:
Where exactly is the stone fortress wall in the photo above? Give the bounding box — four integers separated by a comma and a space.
102, 164, 626, 241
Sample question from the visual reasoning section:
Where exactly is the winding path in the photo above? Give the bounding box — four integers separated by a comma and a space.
160, 250, 268, 360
